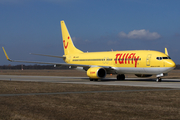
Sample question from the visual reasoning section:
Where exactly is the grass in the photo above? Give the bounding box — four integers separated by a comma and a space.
0, 80, 180, 120
0, 69, 180, 119
1, 91, 180, 120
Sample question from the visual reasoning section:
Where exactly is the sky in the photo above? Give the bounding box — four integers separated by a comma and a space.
0, 0, 180, 65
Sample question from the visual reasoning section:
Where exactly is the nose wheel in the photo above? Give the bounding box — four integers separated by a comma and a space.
156, 77, 162, 82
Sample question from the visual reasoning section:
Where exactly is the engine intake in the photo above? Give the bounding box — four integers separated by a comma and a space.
87, 67, 106, 79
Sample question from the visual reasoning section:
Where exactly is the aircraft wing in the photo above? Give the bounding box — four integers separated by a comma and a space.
30, 53, 65, 58
2, 47, 112, 69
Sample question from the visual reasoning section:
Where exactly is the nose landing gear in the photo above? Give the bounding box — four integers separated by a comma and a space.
156, 73, 167, 82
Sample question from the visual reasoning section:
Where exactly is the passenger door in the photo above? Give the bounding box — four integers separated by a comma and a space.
146, 54, 152, 66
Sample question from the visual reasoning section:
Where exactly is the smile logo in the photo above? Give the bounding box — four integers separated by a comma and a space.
63, 36, 69, 49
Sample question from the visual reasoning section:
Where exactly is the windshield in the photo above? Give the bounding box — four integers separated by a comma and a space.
156, 57, 171, 60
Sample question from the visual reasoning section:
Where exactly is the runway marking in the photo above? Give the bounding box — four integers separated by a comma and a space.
0, 88, 180, 97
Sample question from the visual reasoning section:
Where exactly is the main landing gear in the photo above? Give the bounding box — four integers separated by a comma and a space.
89, 79, 98, 81
117, 74, 125, 80
156, 77, 162, 82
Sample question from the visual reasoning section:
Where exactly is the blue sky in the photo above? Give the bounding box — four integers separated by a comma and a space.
0, 0, 180, 65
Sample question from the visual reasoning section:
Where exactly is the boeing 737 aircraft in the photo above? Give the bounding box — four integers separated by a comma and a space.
2, 20, 176, 82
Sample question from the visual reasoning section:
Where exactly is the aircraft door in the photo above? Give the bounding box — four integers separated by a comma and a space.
68, 56, 71, 63
146, 54, 152, 66
106, 57, 113, 65
106, 57, 109, 64
103, 57, 106, 64
103, 57, 112, 65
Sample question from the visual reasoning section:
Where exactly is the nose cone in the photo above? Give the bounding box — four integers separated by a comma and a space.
170, 60, 176, 68
166, 60, 176, 68
163, 60, 176, 73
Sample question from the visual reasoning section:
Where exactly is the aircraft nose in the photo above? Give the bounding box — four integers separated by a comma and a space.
171, 61, 176, 68
167, 60, 176, 68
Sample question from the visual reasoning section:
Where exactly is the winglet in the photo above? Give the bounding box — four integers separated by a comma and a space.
2, 47, 12, 61
165, 48, 169, 56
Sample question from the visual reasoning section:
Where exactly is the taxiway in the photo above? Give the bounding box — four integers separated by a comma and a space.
0, 75, 180, 88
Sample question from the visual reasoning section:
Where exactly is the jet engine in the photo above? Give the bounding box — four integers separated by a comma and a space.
87, 67, 106, 79
135, 74, 152, 77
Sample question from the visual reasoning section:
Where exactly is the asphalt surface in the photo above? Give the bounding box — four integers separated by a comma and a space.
0, 75, 180, 88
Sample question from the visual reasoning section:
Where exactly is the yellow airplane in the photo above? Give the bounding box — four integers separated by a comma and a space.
2, 20, 176, 82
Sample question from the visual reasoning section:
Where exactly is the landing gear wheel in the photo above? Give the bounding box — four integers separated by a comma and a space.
117, 74, 125, 80
89, 79, 99, 81
156, 77, 162, 82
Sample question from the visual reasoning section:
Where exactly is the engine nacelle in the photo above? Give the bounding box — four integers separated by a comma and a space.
135, 74, 152, 77
87, 67, 106, 79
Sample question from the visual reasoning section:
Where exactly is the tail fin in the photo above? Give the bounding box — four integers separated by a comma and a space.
61, 20, 83, 55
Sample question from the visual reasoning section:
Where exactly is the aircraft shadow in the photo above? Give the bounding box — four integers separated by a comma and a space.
160, 79, 180, 82
101, 78, 156, 82
80, 78, 180, 82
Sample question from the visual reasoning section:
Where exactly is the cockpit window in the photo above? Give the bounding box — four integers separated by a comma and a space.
162, 57, 171, 59
156, 57, 162, 60
156, 57, 171, 60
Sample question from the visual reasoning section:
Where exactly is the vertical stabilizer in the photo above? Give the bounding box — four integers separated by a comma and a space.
61, 21, 83, 55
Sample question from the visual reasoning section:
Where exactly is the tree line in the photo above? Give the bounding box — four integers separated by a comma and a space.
0, 65, 69, 69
